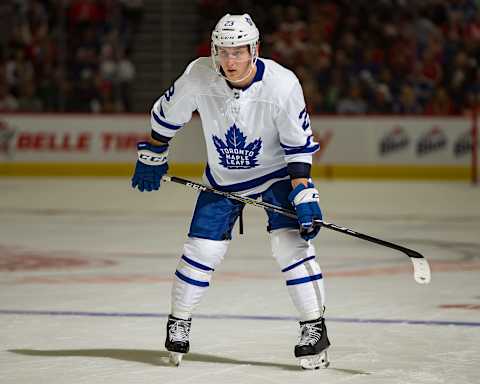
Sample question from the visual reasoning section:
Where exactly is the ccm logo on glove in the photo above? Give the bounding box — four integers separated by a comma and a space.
139, 152, 168, 164
131, 141, 169, 192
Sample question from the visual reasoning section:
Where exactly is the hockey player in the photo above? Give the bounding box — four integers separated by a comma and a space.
131, 13, 330, 370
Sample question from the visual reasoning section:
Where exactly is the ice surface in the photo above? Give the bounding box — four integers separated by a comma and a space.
0, 178, 479, 383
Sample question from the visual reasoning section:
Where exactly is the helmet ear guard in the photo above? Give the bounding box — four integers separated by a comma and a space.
211, 14, 260, 79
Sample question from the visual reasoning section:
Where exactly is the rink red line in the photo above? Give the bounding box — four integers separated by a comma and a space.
439, 304, 480, 310
2, 260, 479, 285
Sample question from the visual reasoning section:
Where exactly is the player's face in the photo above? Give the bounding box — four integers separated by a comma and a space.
217, 46, 253, 83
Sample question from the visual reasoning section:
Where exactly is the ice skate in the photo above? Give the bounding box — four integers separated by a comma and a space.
295, 317, 330, 370
168, 351, 184, 366
165, 315, 191, 367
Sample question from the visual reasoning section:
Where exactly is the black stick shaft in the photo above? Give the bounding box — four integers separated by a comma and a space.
163, 175, 424, 260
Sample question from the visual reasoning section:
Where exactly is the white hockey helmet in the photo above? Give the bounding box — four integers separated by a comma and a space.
211, 14, 259, 75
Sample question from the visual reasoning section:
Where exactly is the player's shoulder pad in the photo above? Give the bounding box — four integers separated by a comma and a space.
184, 57, 218, 83
259, 58, 301, 104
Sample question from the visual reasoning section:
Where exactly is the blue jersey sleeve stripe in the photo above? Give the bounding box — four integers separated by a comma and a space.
159, 102, 166, 118
175, 270, 209, 287
152, 110, 183, 130
181, 255, 215, 272
281, 255, 316, 273
205, 165, 288, 193
286, 273, 323, 286
280, 136, 312, 150
284, 143, 320, 155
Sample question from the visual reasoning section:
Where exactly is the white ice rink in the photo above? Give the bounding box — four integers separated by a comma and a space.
0, 178, 479, 384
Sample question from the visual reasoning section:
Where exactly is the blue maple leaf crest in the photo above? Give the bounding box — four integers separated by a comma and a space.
212, 124, 262, 169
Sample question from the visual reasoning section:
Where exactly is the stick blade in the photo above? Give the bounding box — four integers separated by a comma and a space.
404, 249, 431, 284
411, 257, 431, 284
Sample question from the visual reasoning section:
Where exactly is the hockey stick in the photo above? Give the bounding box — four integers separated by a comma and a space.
162, 175, 431, 284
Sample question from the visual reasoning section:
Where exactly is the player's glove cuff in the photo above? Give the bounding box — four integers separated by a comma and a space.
137, 141, 169, 166
288, 183, 320, 207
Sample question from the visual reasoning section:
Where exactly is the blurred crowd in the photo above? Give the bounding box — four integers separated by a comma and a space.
2, 0, 480, 115
0, 0, 142, 113
198, 0, 480, 115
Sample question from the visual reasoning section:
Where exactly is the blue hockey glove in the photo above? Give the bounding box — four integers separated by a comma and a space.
288, 182, 322, 241
131, 141, 169, 192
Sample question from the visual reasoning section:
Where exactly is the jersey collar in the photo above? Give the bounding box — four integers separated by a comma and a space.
225, 59, 265, 91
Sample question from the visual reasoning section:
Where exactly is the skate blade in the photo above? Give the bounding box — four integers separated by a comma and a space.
168, 352, 184, 367
299, 351, 329, 370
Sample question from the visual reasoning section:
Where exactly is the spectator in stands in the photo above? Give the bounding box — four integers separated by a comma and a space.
70, 70, 101, 112
117, 49, 136, 111
424, 86, 456, 115
309, 43, 331, 90
17, 79, 42, 112
462, 91, 480, 116
37, 66, 60, 112
120, 0, 144, 34
323, 69, 343, 113
68, 0, 106, 29
394, 84, 422, 114
337, 82, 367, 114
303, 81, 324, 114
98, 79, 117, 113
369, 83, 393, 114
6, 49, 35, 98
0, 82, 18, 112
71, 25, 100, 81
99, 43, 117, 83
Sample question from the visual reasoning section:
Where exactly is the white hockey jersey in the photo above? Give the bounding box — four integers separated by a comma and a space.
150, 57, 319, 196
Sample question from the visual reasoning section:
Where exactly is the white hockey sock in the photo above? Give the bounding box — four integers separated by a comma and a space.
171, 237, 228, 320
270, 228, 325, 321
282, 257, 325, 321
171, 255, 213, 320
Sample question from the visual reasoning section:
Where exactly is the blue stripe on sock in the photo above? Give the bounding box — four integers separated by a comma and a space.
181, 255, 215, 272
281, 255, 316, 273
175, 270, 209, 287
286, 273, 323, 286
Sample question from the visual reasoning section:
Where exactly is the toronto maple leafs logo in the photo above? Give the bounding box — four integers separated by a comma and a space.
212, 124, 262, 169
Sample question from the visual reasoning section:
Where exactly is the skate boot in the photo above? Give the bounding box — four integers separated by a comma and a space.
164, 315, 191, 366
295, 317, 330, 370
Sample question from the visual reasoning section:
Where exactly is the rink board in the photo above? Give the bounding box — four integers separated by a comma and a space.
0, 114, 475, 180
